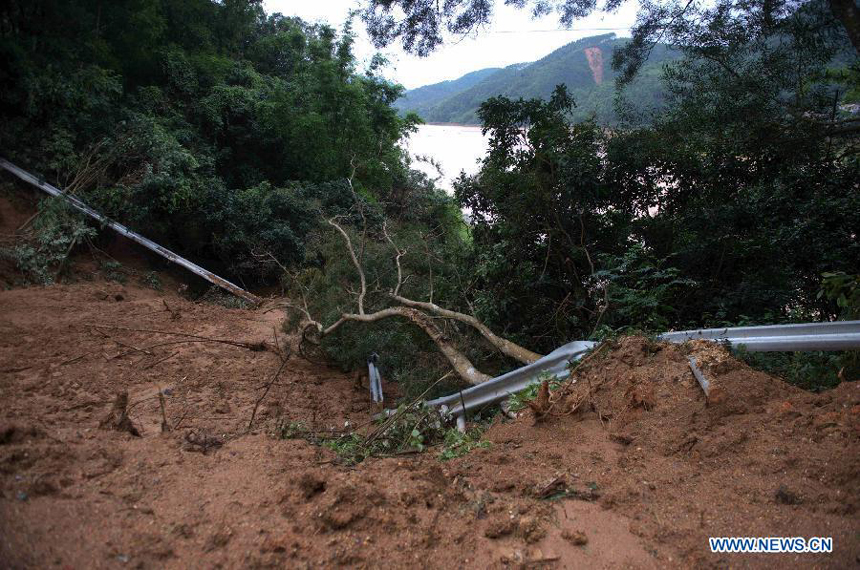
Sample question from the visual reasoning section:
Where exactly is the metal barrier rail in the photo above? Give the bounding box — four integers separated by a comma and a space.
425, 340, 595, 419
1, 158, 260, 304
425, 321, 860, 422
658, 321, 860, 351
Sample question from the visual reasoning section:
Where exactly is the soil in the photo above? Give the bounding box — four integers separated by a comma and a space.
584, 47, 604, 85
1, 191, 858, 568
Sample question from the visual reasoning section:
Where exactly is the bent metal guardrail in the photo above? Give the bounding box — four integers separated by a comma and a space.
425, 321, 860, 423
0, 157, 260, 304
425, 340, 596, 422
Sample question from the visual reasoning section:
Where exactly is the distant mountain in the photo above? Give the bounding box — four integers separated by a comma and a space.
395, 34, 677, 125
397, 67, 501, 114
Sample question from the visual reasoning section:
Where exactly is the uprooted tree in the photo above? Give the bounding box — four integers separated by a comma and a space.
285, 174, 543, 386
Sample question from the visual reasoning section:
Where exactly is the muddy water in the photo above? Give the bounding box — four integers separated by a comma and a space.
404, 124, 489, 192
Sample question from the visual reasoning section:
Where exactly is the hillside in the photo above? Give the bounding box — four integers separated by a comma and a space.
396, 67, 501, 115
396, 34, 677, 125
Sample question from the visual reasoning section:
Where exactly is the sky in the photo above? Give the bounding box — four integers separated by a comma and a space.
263, 0, 639, 89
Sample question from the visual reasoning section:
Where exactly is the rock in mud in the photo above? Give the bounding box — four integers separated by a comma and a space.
562, 529, 588, 546
484, 517, 516, 539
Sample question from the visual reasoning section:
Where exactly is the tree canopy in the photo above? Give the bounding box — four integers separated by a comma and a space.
0, 0, 434, 278
362, 0, 858, 62
449, 0, 858, 355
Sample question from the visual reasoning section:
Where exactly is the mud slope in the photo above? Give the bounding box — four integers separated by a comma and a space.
1, 277, 858, 568
464, 337, 859, 568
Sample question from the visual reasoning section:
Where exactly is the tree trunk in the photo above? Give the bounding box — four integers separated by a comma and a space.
391, 295, 543, 364
323, 306, 492, 385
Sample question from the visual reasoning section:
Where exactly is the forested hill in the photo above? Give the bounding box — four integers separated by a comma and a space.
395, 34, 676, 124
396, 67, 501, 114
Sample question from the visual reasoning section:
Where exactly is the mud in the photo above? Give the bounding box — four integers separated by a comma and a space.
1, 192, 858, 568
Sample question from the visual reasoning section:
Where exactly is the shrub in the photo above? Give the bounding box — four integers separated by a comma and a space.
819, 272, 860, 320
140, 271, 162, 290
98, 260, 126, 283
278, 402, 490, 465
2, 198, 95, 285
734, 348, 850, 392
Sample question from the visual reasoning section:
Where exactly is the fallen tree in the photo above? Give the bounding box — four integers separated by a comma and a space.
291, 180, 543, 386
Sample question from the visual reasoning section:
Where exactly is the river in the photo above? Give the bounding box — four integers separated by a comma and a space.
404, 124, 488, 192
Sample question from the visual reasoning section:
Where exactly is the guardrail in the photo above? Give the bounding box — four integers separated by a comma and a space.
424, 320, 860, 424
1, 157, 260, 304
658, 321, 860, 351
425, 340, 596, 421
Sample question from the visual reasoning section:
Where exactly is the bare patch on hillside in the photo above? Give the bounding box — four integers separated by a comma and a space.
584, 47, 604, 85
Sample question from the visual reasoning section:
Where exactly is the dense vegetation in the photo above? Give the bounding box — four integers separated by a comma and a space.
1, 0, 857, 394
0, 0, 430, 280
396, 34, 675, 125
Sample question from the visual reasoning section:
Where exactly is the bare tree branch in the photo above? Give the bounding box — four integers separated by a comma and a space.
303, 176, 542, 384
346, 156, 369, 262
383, 224, 544, 364
390, 295, 543, 364
327, 217, 367, 315
322, 306, 491, 385
383, 222, 407, 297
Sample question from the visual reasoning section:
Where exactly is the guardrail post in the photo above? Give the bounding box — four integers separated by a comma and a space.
367, 352, 382, 404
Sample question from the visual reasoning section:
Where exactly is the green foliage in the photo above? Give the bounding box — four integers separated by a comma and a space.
140, 271, 162, 291
618, 2, 860, 326
2, 198, 96, 285
320, 433, 368, 464
452, 0, 858, 358
279, 403, 489, 465
455, 88, 630, 352
277, 420, 309, 440
99, 260, 126, 284
506, 372, 562, 413
734, 348, 849, 393
208, 181, 316, 278
438, 427, 491, 461
595, 245, 696, 333
819, 272, 860, 319
1, 1, 424, 286
291, 190, 483, 390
